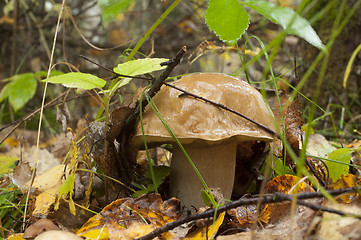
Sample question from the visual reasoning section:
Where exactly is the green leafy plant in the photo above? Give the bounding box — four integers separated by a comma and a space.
205, 0, 325, 49
0, 71, 62, 113
0, 73, 37, 112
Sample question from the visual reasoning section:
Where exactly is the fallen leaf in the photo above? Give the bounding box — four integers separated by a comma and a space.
11, 162, 32, 188
32, 181, 62, 217
329, 174, 360, 203
317, 201, 361, 239
23, 219, 59, 239
284, 97, 303, 160
22, 164, 68, 192
265, 175, 314, 194
5, 233, 25, 240
228, 204, 270, 227
77, 194, 182, 239
184, 212, 225, 240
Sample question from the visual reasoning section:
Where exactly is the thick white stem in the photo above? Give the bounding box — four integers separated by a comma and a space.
170, 142, 237, 208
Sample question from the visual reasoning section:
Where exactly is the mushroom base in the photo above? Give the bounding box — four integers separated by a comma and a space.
170, 142, 237, 208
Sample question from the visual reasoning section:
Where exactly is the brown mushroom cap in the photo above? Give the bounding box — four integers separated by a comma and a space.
133, 73, 276, 146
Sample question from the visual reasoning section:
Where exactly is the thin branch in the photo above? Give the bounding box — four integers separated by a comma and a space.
166, 83, 278, 138
79, 55, 154, 81
136, 187, 357, 240
0, 90, 103, 144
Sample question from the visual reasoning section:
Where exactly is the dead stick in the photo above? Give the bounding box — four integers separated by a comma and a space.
168, 83, 277, 137
0, 90, 103, 144
136, 187, 357, 240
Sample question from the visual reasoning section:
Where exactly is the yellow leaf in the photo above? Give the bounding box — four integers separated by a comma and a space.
23, 164, 68, 192
0, 155, 18, 174
77, 215, 110, 240
185, 212, 225, 239
5, 233, 26, 240
32, 182, 61, 216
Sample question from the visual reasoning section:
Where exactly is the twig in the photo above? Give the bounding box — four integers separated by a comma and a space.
167, 83, 278, 138
136, 187, 357, 240
124, 46, 186, 126
0, 90, 103, 144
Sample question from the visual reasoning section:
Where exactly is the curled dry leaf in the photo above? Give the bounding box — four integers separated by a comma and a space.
77, 194, 182, 240
23, 219, 59, 239
329, 173, 361, 203
265, 175, 315, 225
227, 203, 271, 228
265, 174, 314, 194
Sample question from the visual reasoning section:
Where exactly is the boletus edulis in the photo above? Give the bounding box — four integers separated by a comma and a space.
132, 73, 276, 208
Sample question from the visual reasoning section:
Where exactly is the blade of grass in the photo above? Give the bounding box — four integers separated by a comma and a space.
139, 87, 157, 193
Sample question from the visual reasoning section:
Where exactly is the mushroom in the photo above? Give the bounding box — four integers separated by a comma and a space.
132, 73, 276, 208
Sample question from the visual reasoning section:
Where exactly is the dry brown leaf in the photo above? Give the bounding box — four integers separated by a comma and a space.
23, 219, 59, 239
265, 175, 314, 194
77, 194, 182, 239
7, 146, 60, 175
329, 174, 360, 203
227, 203, 270, 227
184, 212, 225, 240
317, 202, 361, 240
284, 97, 303, 152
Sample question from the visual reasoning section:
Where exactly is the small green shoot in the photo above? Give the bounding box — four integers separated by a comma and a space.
343, 43, 361, 88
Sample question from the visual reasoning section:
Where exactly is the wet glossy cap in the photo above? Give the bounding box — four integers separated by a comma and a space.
133, 73, 276, 147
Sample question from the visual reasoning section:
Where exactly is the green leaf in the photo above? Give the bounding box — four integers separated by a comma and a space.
112, 58, 168, 90
42, 72, 106, 90
326, 148, 352, 182
0, 73, 37, 111
0, 156, 18, 175
201, 189, 213, 207
98, 0, 134, 23
145, 165, 170, 187
132, 165, 170, 198
242, 0, 325, 50
205, 0, 249, 45
273, 158, 295, 176
114, 58, 168, 76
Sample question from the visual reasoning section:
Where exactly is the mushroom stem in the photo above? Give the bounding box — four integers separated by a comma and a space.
170, 142, 237, 208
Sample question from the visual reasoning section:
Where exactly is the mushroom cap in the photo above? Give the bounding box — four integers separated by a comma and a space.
133, 73, 276, 147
